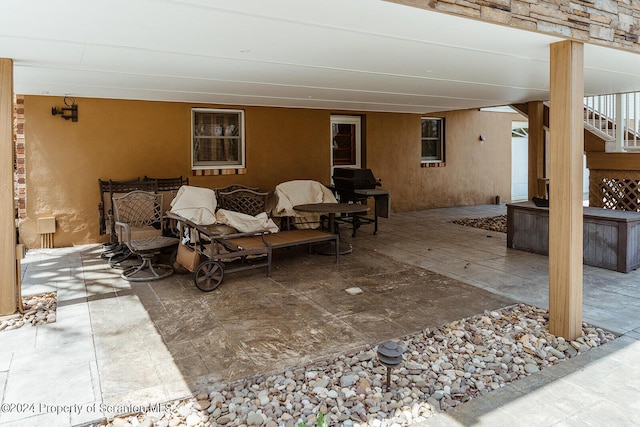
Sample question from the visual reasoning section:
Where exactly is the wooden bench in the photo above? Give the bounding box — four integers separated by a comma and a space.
264, 228, 339, 262
220, 228, 339, 273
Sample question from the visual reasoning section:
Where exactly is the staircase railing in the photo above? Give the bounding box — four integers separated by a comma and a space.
584, 93, 640, 151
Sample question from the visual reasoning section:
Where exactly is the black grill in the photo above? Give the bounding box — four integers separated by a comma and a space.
331, 168, 389, 237
332, 168, 381, 202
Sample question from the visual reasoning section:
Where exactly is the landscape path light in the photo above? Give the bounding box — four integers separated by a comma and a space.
376, 340, 404, 390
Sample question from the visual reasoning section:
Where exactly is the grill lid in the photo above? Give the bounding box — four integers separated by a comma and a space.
332, 168, 380, 190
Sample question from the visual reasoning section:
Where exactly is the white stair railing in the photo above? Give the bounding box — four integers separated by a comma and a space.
584, 93, 640, 152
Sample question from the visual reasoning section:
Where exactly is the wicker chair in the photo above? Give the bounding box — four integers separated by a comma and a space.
112, 191, 179, 281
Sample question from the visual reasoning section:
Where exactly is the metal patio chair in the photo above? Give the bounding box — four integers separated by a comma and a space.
112, 190, 179, 281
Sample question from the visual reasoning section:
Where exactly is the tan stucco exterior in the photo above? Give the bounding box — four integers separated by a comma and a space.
368, 110, 515, 212
19, 95, 519, 248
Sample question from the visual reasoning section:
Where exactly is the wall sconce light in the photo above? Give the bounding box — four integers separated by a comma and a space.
51, 96, 78, 122
479, 134, 486, 142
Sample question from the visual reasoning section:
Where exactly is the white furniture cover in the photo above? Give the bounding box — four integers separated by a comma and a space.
272, 180, 338, 229
216, 209, 279, 234
170, 185, 217, 225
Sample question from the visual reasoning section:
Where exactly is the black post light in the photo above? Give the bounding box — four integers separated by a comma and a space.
377, 340, 404, 390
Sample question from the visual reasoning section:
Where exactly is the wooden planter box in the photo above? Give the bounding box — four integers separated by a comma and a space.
507, 201, 640, 273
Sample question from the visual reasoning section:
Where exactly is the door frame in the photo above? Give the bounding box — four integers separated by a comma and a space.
330, 115, 361, 176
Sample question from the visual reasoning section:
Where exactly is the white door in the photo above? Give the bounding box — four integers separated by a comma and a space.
330, 115, 361, 176
583, 155, 590, 204
511, 122, 590, 203
511, 122, 529, 202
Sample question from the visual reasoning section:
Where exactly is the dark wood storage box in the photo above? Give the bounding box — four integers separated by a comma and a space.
507, 201, 640, 273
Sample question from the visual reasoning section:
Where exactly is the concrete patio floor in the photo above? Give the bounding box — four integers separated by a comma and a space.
1, 204, 640, 426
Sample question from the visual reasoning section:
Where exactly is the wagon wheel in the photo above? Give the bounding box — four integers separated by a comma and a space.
194, 260, 224, 292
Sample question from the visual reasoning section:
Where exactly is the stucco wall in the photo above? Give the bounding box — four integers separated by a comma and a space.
20, 95, 515, 248
367, 110, 514, 211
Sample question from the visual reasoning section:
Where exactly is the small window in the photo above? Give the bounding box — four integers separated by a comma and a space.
421, 117, 445, 163
192, 108, 245, 170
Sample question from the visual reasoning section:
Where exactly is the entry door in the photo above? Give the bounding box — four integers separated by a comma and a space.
330, 115, 361, 175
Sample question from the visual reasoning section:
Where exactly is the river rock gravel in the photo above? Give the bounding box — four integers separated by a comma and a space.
0, 292, 57, 332
90, 303, 615, 427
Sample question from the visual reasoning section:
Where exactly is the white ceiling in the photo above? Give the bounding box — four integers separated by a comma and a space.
3, 0, 640, 114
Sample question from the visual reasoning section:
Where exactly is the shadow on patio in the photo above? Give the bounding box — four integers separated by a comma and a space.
83, 236, 515, 400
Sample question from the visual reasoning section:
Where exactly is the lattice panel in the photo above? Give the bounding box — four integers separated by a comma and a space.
589, 170, 640, 211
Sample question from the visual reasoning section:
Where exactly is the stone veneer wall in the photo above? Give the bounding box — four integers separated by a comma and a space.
14, 95, 25, 220
388, 0, 640, 51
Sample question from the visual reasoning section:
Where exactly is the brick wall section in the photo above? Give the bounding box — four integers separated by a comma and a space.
388, 0, 640, 51
13, 95, 25, 220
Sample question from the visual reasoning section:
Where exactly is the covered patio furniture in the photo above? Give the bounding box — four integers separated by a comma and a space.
167, 184, 337, 291
112, 190, 179, 281
168, 190, 275, 291
272, 180, 338, 229
169, 185, 218, 225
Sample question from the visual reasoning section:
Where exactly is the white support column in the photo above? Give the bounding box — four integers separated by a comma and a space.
548, 41, 584, 340
615, 93, 624, 152
0, 58, 18, 316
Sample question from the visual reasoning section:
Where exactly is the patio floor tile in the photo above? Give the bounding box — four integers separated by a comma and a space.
2, 205, 640, 426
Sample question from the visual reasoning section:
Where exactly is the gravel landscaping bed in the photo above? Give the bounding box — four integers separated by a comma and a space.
90, 303, 615, 427
451, 215, 507, 233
